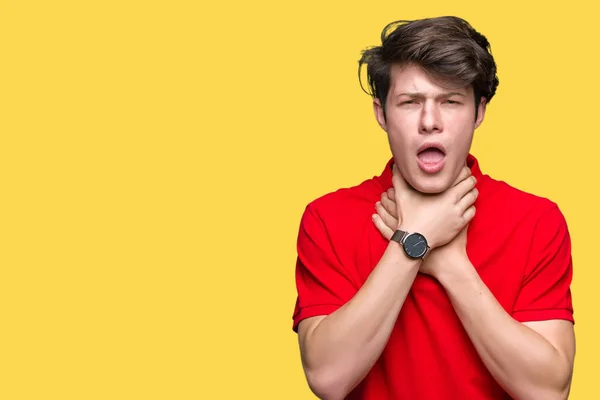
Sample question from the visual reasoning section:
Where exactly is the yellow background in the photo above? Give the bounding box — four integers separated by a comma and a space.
1, 1, 598, 399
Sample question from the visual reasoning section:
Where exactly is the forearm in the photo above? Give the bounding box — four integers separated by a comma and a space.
439, 259, 571, 400
303, 242, 420, 399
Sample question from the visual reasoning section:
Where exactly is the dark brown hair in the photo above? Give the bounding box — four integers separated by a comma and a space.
359, 16, 499, 116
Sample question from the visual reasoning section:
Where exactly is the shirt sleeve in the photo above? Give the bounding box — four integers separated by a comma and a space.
292, 204, 358, 332
512, 204, 574, 324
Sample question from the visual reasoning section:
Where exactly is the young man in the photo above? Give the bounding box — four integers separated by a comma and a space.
291, 16, 575, 400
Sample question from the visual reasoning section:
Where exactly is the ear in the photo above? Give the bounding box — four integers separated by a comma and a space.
373, 98, 387, 131
474, 97, 487, 129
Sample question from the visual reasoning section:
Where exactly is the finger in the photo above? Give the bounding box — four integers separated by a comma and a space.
372, 213, 394, 240
457, 187, 479, 211
376, 200, 399, 230
463, 205, 476, 223
386, 188, 395, 201
453, 174, 477, 201
452, 165, 472, 187
380, 192, 398, 218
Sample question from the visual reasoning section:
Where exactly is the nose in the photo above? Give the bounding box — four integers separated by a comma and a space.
419, 102, 442, 134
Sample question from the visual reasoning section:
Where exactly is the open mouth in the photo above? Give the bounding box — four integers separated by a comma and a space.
416, 142, 446, 174
417, 143, 446, 164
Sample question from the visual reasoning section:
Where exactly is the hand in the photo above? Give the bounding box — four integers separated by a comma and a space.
421, 224, 469, 278
374, 190, 470, 278
372, 163, 477, 249
372, 167, 475, 278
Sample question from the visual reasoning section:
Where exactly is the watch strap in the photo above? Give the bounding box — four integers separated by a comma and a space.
391, 229, 408, 244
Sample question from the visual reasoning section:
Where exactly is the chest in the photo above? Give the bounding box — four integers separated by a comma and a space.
354, 215, 529, 315
349, 218, 529, 398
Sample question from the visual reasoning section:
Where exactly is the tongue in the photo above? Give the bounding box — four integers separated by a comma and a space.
418, 148, 445, 164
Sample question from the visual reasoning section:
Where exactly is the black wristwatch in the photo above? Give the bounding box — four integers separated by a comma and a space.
391, 229, 430, 260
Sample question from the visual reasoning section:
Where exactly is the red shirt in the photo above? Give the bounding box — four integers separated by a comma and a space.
292, 154, 574, 399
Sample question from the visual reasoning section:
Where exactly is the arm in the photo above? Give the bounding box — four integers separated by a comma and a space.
298, 241, 421, 400
437, 205, 576, 400
296, 165, 476, 400
438, 259, 575, 400
374, 187, 575, 400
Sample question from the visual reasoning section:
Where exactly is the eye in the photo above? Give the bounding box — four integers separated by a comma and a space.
400, 100, 418, 105
444, 99, 461, 105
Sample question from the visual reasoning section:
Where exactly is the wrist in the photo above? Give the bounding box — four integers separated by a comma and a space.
436, 253, 475, 287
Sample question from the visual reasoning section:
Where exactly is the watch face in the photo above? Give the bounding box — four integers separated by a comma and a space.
403, 233, 428, 259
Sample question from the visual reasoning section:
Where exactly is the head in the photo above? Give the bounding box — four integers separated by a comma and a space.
359, 16, 499, 193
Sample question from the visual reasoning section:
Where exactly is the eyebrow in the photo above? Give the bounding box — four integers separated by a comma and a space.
396, 91, 466, 99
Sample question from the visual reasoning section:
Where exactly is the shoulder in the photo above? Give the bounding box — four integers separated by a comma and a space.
304, 175, 382, 222
298, 174, 384, 245
481, 175, 568, 233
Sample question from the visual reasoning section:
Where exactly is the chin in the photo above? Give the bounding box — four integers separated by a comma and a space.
408, 173, 452, 194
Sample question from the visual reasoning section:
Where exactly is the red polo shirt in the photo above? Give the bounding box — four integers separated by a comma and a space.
292, 154, 574, 399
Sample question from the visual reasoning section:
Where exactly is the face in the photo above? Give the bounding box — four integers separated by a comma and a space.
374, 64, 486, 194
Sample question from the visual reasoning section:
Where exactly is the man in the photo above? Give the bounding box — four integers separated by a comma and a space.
291, 16, 575, 400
